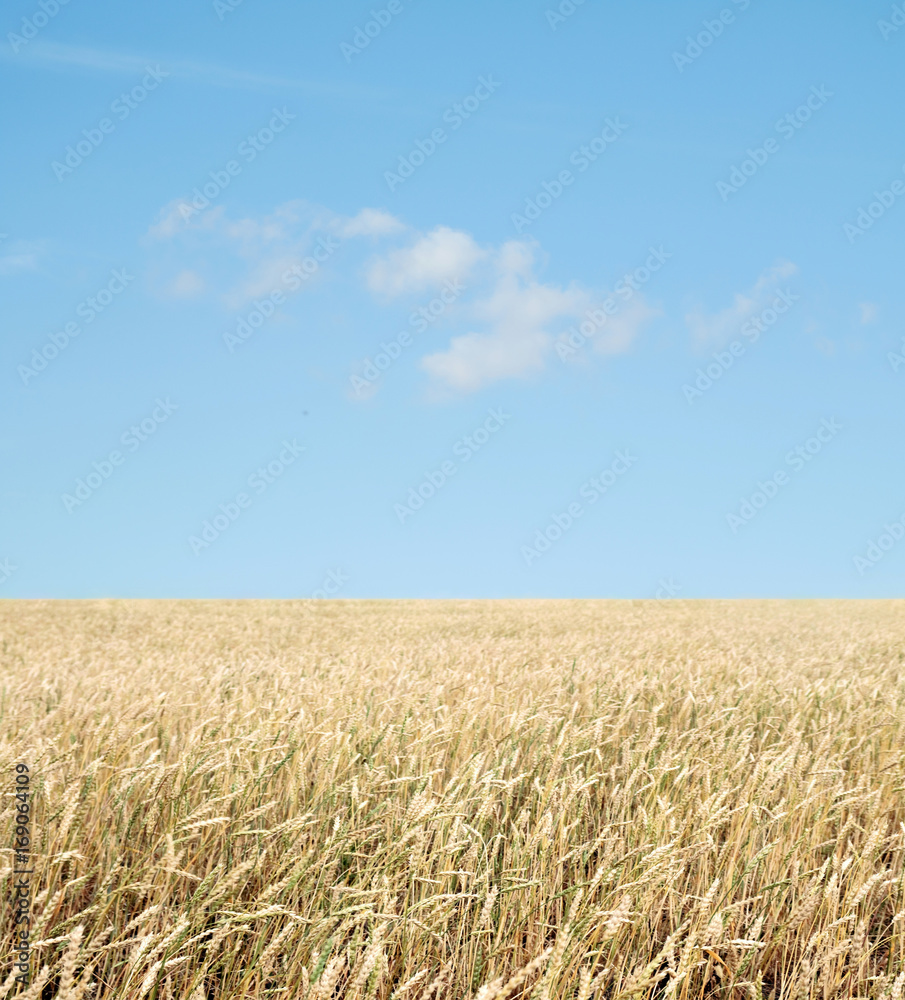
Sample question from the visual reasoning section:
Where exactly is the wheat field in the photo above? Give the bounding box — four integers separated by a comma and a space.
1, 600, 904, 1000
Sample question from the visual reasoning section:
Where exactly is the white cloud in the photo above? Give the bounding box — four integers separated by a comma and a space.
421, 240, 609, 394
421, 328, 550, 393
686, 260, 797, 349
335, 208, 404, 238
356, 231, 658, 395
366, 226, 486, 297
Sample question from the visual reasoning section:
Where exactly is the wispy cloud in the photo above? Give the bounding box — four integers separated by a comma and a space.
145, 196, 406, 309
859, 301, 878, 325
335, 209, 405, 239
164, 269, 206, 298
3, 41, 392, 99
685, 260, 798, 349
590, 297, 661, 356
0, 239, 44, 275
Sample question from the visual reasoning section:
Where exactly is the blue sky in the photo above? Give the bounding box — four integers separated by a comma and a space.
3, 0, 904, 598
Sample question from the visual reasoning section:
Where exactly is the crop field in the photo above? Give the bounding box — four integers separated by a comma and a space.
1, 599, 904, 1000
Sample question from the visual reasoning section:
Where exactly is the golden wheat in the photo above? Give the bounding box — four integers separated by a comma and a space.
1, 599, 904, 998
